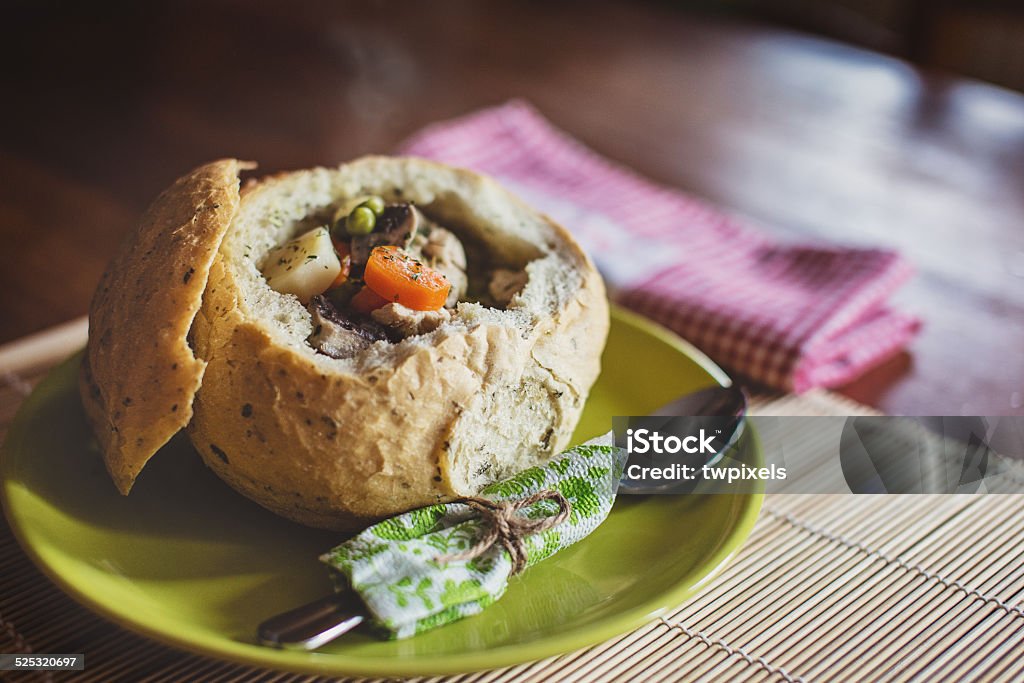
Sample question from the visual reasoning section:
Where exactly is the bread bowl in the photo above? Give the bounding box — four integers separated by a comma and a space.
80, 156, 609, 530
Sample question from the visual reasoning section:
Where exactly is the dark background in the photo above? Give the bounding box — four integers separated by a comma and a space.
1, 0, 1022, 414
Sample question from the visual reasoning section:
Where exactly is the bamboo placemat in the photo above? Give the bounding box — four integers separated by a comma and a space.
1, 320, 1022, 682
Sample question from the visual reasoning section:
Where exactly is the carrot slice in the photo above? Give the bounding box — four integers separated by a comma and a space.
350, 286, 391, 315
363, 246, 451, 311
329, 241, 352, 289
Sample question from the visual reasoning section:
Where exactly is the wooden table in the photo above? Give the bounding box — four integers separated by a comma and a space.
1, 0, 1022, 415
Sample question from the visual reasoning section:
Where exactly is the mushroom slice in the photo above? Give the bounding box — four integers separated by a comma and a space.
307, 295, 392, 359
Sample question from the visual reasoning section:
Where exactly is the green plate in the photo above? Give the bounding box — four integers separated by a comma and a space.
1, 307, 762, 677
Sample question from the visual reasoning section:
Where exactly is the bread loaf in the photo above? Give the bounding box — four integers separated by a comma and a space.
81, 156, 609, 530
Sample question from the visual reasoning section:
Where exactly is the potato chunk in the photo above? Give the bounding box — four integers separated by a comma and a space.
261, 227, 341, 303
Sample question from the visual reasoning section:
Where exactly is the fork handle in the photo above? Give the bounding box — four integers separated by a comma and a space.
258, 592, 366, 650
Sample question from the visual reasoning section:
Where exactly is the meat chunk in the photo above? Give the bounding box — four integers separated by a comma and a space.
371, 303, 451, 337
488, 268, 528, 306
307, 295, 392, 359
418, 226, 468, 307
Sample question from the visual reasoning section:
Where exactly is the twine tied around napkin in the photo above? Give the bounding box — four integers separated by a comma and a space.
438, 490, 572, 574
321, 438, 624, 639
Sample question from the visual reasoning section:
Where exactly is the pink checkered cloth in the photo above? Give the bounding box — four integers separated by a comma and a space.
398, 101, 920, 392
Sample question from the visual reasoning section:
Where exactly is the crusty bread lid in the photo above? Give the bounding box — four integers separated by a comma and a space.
79, 159, 253, 494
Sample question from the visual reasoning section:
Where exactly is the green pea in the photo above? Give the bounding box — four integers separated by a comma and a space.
346, 206, 376, 235
360, 196, 386, 216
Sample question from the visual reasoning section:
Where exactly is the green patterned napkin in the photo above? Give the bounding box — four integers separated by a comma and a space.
319, 436, 625, 639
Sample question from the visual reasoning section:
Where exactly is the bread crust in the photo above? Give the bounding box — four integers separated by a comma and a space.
79, 159, 252, 494
83, 156, 608, 530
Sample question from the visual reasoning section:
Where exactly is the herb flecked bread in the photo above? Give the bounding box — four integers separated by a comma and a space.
80, 156, 609, 530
